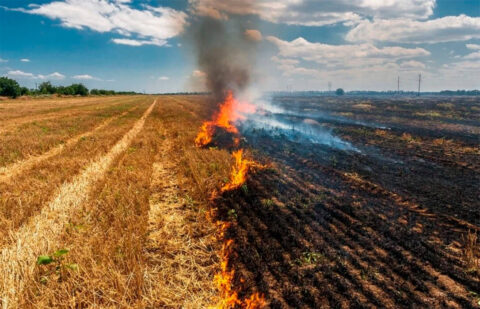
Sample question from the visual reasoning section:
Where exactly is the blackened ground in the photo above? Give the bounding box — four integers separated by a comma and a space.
214, 96, 479, 308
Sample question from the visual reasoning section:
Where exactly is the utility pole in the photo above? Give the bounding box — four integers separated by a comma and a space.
397, 76, 400, 94
328, 81, 332, 93
418, 74, 421, 96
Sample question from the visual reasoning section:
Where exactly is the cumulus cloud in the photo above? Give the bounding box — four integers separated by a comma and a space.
7, 70, 35, 78
266, 36, 432, 90
45, 72, 66, 79
112, 38, 167, 47
400, 60, 426, 69
463, 52, 480, 60
20, 58, 30, 62
158, 76, 170, 80
189, 0, 435, 26
434, 60, 480, 89
346, 15, 480, 43
22, 0, 187, 46
72, 74, 99, 80
466, 44, 480, 50
464, 43, 480, 58
7, 70, 65, 79
442, 60, 480, 72
268, 36, 430, 70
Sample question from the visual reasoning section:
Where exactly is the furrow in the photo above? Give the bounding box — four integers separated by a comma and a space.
142, 132, 217, 308
0, 107, 137, 183
0, 100, 156, 309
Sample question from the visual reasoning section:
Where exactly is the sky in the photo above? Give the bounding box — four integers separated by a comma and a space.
0, 0, 479, 93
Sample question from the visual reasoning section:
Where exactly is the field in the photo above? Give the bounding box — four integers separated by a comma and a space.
0, 95, 479, 308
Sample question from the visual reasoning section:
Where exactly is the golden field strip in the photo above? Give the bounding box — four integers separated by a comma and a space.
0, 95, 233, 308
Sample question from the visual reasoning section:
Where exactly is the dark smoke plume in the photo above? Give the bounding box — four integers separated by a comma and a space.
190, 12, 258, 102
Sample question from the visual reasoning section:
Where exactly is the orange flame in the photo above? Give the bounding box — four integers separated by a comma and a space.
221, 150, 265, 192
195, 91, 255, 147
197, 90, 265, 308
244, 293, 267, 309
210, 222, 266, 309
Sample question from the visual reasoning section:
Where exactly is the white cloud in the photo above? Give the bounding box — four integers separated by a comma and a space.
158, 76, 170, 80
189, 0, 435, 26
7, 70, 65, 80
400, 60, 426, 69
442, 60, 480, 72
46, 72, 65, 79
72, 74, 99, 80
435, 60, 480, 89
463, 43, 480, 59
20, 58, 30, 62
112, 38, 167, 47
463, 51, 480, 60
346, 15, 480, 43
466, 43, 480, 50
265, 36, 433, 90
267, 36, 430, 70
7, 70, 35, 78
0, 58, 7, 63
23, 0, 187, 47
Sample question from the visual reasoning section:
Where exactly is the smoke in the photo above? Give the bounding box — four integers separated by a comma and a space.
189, 4, 259, 102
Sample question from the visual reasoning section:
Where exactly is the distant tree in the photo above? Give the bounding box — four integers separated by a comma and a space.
20, 87, 30, 96
0, 77, 21, 98
90, 89, 100, 95
56, 86, 72, 95
38, 81, 57, 94
335, 88, 345, 96
70, 83, 89, 96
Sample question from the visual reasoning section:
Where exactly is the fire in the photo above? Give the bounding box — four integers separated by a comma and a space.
221, 150, 264, 192
210, 222, 266, 309
211, 238, 241, 308
195, 91, 255, 147
244, 293, 267, 309
196, 90, 266, 308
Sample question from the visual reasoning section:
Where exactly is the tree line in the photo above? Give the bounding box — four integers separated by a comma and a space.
0, 77, 139, 98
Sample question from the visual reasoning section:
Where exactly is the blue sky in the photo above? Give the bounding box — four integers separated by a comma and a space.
1, 0, 479, 92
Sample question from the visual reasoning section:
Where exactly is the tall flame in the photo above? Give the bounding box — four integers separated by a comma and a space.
195, 91, 255, 147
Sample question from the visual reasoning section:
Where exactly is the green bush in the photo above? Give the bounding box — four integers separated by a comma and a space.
39, 81, 57, 94
0, 77, 21, 98
20, 86, 30, 96
70, 83, 88, 96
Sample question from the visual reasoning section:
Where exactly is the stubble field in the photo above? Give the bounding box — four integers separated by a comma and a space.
0, 95, 478, 308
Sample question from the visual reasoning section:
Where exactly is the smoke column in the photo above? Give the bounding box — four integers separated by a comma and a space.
190, 8, 258, 102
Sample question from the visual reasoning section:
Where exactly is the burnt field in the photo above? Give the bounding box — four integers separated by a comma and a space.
214, 96, 480, 308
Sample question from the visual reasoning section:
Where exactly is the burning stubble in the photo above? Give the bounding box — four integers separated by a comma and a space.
188, 7, 267, 308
